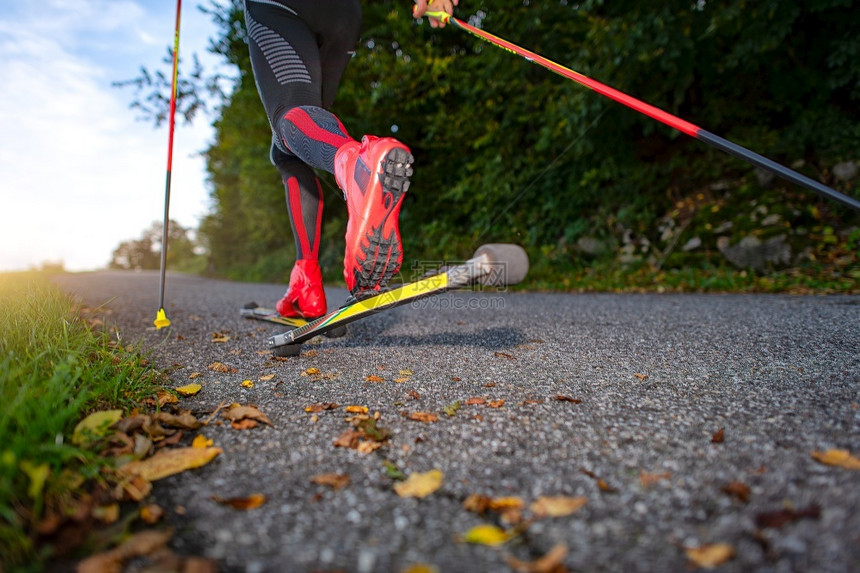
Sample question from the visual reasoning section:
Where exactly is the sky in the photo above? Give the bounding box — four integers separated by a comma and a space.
0, 0, 231, 271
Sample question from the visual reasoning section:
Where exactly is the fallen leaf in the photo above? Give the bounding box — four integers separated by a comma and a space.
407, 412, 439, 423
310, 473, 350, 491
465, 397, 486, 406
208, 362, 238, 374
530, 496, 587, 518
639, 471, 672, 488
399, 369, 413, 376
400, 565, 438, 573
721, 481, 750, 503
211, 332, 230, 343
231, 419, 258, 430
72, 410, 123, 446
77, 530, 172, 573
153, 411, 202, 430
260, 374, 276, 381
119, 447, 222, 481
494, 352, 516, 360
191, 434, 213, 449
488, 400, 505, 408
443, 401, 462, 417
407, 391, 421, 400
211, 493, 266, 510
189, 372, 202, 379
711, 428, 725, 443
554, 395, 582, 404
302, 367, 321, 376
464, 494, 525, 515
175, 383, 202, 396
634, 373, 649, 380
304, 403, 339, 413
333, 429, 363, 449
811, 449, 860, 470
383, 460, 405, 480
241, 380, 254, 388
461, 524, 513, 546
151, 391, 178, 406
365, 375, 385, 383
345, 405, 368, 414
393, 469, 443, 498
139, 504, 164, 524
91, 503, 120, 524
755, 505, 820, 529
685, 543, 735, 568
222, 404, 273, 426
506, 543, 569, 573
394, 377, 411, 383
580, 468, 617, 493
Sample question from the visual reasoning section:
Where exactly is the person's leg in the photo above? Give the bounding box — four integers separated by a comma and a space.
244, 0, 330, 316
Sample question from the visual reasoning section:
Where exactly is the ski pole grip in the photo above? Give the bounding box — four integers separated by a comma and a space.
422, 10, 453, 24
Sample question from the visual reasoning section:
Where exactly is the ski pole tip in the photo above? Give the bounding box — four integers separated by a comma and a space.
154, 308, 171, 329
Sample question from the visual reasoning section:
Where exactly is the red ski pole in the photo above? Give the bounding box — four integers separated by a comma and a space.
154, 0, 182, 329
425, 11, 860, 212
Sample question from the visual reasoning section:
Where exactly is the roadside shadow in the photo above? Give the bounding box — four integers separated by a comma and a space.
332, 326, 527, 350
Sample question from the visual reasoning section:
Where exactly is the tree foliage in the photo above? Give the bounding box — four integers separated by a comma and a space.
188, 0, 858, 282
109, 221, 200, 271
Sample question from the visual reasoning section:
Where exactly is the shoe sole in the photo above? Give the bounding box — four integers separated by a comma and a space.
352, 146, 413, 292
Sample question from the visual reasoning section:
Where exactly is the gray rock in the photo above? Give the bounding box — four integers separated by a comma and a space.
717, 234, 792, 271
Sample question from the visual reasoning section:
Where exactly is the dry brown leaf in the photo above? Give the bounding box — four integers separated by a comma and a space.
393, 469, 443, 498
119, 447, 222, 482
231, 419, 258, 430
488, 400, 506, 408
506, 543, 569, 573
639, 471, 672, 488
711, 428, 725, 443
464, 494, 524, 515
811, 448, 860, 469
721, 481, 750, 503
494, 352, 516, 360
153, 411, 202, 430
365, 375, 385, 383
260, 374, 276, 381
394, 377, 411, 383
465, 397, 486, 406
222, 404, 273, 426
333, 429, 363, 449
407, 391, 421, 400
77, 530, 172, 573
685, 543, 735, 568
580, 468, 617, 493
91, 503, 119, 524
554, 395, 582, 404
755, 505, 820, 529
356, 440, 384, 454
211, 493, 266, 510
530, 496, 587, 518
174, 383, 202, 397
400, 565, 438, 573
310, 473, 350, 491
211, 332, 230, 343
208, 362, 236, 373
305, 403, 339, 413
407, 412, 439, 423
345, 405, 368, 414
633, 373, 649, 380
188, 371, 202, 379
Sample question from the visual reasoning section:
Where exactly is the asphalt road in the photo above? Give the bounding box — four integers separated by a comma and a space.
54, 270, 859, 573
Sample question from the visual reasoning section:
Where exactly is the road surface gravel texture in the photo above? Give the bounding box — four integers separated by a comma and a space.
54, 271, 859, 573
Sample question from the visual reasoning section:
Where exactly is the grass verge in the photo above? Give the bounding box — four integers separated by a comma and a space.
0, 272, 163, 570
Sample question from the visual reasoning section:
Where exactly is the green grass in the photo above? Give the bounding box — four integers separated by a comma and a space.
0, 272, 162, 569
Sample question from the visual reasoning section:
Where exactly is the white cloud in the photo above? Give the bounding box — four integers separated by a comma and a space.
0, 0, 221, 271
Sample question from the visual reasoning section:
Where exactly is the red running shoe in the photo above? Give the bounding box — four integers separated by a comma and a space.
275, 259, 327, 318
334, 136, 413, 294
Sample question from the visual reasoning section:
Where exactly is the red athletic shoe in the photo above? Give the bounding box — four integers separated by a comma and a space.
334, 136, 413, 294
275, 259, 327, 318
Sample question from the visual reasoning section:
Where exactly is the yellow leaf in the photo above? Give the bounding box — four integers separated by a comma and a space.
140, 504, 164, 524
530, 495, 587, 518
685, 543, 735, 568
302, 367, 321, 376
393, 469, 443, 498
811, 449, 860, 470
119, 446, 222, 481
191, 434, 213, 449
310, 473, 351, 490
175, 383, 202, 396
19, 461, 50, 499
241, 380, 254, 388
72, 409, 123, 446
399, 369, 414, 376
345, 405, 369, 414
461, 524, 513, 546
